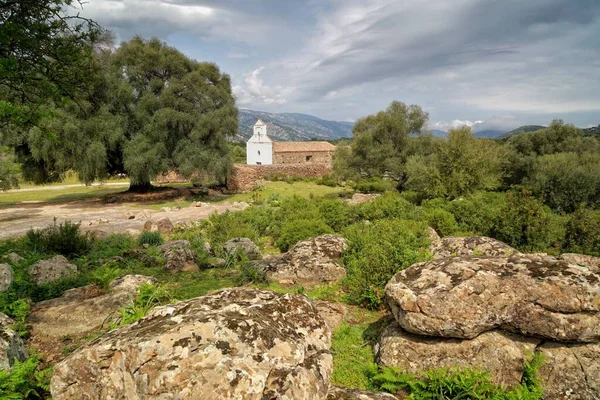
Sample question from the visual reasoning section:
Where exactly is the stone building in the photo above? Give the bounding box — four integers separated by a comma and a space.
246, 120, 335, 165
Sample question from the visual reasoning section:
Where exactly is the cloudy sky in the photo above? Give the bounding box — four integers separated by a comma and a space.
80, 0, 600, 131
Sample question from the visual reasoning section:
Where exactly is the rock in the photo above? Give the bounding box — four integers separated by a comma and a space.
426, 227, 441, 244
211, 257, 227, 268
158, 240, 199, 272
313, 300, 348, 331
0, 313, 28, 370
161, 207, 171, 212
538, 342, 600, 400
262, 234, 347, 287
430, 236, 520, 259
125, 228, 141, 238
202, 241, 212, 255
385, 255, 600, 342
327, 386, 399, 400
123, 249, 160, 267
223, 237, 261, 260
2, 252, 24, 265
376, 322, 540, 388
51, 288, 332, 400
27, 275, 156, 362
144, 218, 174, 234
0, 264, 13, 292
124, 211, 136, 220
559, 253, 600, 272
347, 193, 381, 205
29, 255, 78, 285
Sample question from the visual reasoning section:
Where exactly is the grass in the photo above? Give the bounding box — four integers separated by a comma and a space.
0, 184, 129, 205
216, 181, 349, 204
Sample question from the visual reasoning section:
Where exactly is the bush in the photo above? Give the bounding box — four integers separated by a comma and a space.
352, 192, 418, 222
421, 207, 459, 237
275, 219, 333, 252
113, 284, 173, 328
316, 174, 339, 187
137, 231, 164, 247
370, 352, 544, 399
317, 198, 353, 232
563, 208, 600, 256
237, 262, 268, 285
342, 219, 428, 309
0, 354, 52, 400
445, 192, 506, 236
88, 234, 136, 260
351, 178, 393, 193
25, 219, 91, 256
206, 211, 261, 255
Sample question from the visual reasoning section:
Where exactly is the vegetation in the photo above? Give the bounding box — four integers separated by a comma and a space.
25, 220, 91, 257
138, 231, 164, 247
0, 354, 52, 400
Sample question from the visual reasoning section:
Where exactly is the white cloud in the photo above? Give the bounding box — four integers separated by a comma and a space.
233, 67, 288, 106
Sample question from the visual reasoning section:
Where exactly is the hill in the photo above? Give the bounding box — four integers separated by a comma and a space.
237, 109, 354, 141
582, 125, 600, 137
499, 125, 546, 139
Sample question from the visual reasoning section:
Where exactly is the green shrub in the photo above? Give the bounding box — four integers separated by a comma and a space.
317, 198, 353, 232
351, 178, 393, 193
113, 284, 173, 328
421, 207, 459, 237
563, 208, 600, 256
137, 231, 164, 247
206, 211, 261, 255
352, 192, 418, 222
342, 219, 428, 309
4, 299, 30, 337
90, 262, 123, 289
0, 354, 52, 400
492, 190, 555, 252
370, 352, 544, 399
88, 234, 136, 260
25, 219, 91, 256
316, 174, 339, 187
275, 219, 333, 252
444, 192, 506, 236
237, 262, 268, 285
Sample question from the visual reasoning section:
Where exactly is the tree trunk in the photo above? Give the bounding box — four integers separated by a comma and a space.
128, 181, 154, 193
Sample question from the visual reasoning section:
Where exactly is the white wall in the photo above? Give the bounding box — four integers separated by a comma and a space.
247, 140, 272, 164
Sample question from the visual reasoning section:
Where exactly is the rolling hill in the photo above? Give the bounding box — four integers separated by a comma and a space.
583, 125, 600, 137
237, 109, 354, 141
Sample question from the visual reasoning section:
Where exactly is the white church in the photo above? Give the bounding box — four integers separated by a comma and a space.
246, 119, 336, 166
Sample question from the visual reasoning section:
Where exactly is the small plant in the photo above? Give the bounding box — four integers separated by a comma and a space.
25, 219, 91, 256
0, 354, 52, 399
275, 219, 333, 252
6, 299, 31, 338
90, 262, 122, 289
137, 231, 164, 247
112, 284, 173, 328
237, 262, 268, 285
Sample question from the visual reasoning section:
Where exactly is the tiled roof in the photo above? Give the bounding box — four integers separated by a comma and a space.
272, 141, 336, 153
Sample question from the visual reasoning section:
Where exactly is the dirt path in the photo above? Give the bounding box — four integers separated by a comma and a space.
0, 199, 247, 239
5, 182, 129, 193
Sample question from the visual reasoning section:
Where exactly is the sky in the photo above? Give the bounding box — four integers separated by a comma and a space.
79, 0, 600, 132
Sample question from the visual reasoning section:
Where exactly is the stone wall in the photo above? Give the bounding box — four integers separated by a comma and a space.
273, 151, 333, 165
227, 163, 333, 192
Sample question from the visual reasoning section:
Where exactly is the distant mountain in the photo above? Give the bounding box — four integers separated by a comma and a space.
582, 125, 600, 137
431, 129, 447, 137
474, 130, 505, 139
237, 109, 354, 141
500, 125, 546, 139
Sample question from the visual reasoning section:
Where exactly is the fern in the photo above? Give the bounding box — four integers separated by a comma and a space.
0, 354, 51, 399
111, 284, 173, 329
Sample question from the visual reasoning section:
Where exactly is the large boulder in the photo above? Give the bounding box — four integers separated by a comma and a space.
0, 313, 28, 370
144, 218, 174, 234
559, 253, 600, 272
27, 275, 156, 362
376, 323, 539, 388
327, 386, 398, 400
223, 237, 261, 260
313, 300, 348, 331
347, 193, 381, 205
0, 263, 13, 291
159, 240, 199, 272
51, 288, 332, 400
263, 235, 347, 286
537, 342, 600, 400
385, 255, 600, 342
29, 255, 77, 285
430, 236, 520, 259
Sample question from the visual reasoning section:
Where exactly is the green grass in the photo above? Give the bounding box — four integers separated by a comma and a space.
216, 181, 349, 204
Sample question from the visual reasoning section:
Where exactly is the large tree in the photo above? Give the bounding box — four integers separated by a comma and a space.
333, 101, 429, 180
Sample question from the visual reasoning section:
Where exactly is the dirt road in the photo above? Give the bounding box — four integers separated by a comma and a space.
0, 199, 247, 239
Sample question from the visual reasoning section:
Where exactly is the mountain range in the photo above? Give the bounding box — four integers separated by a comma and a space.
237, 109, 354, 141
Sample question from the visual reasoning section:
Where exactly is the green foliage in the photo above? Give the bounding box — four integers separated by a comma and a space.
0, 354, 52, 400
276, 219, 333, 252
370, 353, 545, 400
343, 219, 428, 309
113, 284, 173, 328
137, 231, 164, 247
25, 219, 91, 256
330, 323, 379, 389
352, 192, 418, 222
526, 152, 600, 213
563, 208, 600, 256
421, 207, 459, 237
317, 198, 353, 232
236, 263, 268, 285
351, 178, 394, 194
4, 299, 30, 338
315, 174, 339, 187
492, 190, 556, 252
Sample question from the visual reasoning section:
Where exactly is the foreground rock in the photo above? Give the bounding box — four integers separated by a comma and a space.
385, 255, 600, 342
430, 236, 520, 259
0, 264, 13, 291
28, 275, 156, 361
559, 253, 600, 272
51, 288, 332, 400
538, 342, 600, 399
263, 235, 347, 286
29, 255, 78, 285
327, 386, 398, 400
223, 237, 261, 260
0, 313, 28, 370
159, 240, 199, 272
377, 323, 539, 388
144, 217, 174, 234
313, 300, 348, 331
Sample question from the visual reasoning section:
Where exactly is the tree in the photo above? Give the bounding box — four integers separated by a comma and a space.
404, 127, 502, 200
338, 101, 429, 180
109, 37, 238, 191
